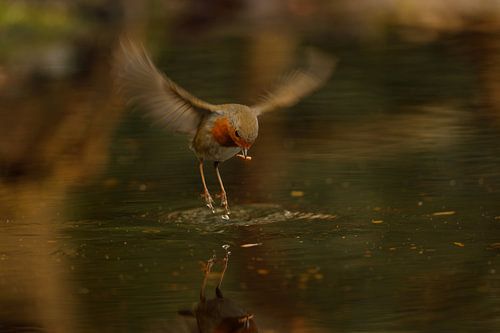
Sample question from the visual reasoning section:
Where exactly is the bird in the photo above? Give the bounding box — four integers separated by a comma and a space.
115, 39, 336, 218
177, 246, 258, 333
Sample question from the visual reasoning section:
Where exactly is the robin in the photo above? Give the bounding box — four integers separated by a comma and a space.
178, 246, 258, 333
116, 39, 335, 217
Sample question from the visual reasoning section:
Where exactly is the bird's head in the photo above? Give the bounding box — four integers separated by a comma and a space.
212, 105, 258, 157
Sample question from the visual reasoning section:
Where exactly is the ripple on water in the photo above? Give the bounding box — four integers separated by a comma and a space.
160, 203, 337, 228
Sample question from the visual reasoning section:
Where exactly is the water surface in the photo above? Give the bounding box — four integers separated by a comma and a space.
1, 5, 500, 332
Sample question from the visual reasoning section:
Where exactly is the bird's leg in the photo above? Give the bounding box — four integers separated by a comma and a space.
216, 245, 231, 298
214, 161, 230, 216
200, 254, 216, 302
199, 160, 215, 213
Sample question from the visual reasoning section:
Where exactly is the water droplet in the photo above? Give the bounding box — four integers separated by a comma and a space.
221, 214, 230, 220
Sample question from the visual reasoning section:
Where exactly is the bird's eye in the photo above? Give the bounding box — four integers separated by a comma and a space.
235, 130, 240, 138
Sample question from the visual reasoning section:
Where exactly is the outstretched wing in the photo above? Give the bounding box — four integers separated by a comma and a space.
252, 49, 337, 115
115, 38, 220, 135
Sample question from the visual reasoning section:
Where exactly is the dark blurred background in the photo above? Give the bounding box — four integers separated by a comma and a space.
0, 1, 499, 332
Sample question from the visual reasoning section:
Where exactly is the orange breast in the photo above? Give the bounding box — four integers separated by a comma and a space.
212, 118, 238, 147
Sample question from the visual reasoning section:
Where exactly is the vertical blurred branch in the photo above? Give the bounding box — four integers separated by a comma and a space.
0, 1, 126, 331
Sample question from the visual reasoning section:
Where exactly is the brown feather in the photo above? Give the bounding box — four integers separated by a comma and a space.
252, 49, 337, 115
114, 38, 220, 135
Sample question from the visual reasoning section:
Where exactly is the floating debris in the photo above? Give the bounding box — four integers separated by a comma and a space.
453, 242, 465, 247
432, 211, 456, 216
240, 243, 262, 248
290, 190, 304, 197
371, 219, 383, 224
236, 154, 252, 160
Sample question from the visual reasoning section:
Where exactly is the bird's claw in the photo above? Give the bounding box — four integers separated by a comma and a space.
201, 192, 216, 213
219, 192, 230, 216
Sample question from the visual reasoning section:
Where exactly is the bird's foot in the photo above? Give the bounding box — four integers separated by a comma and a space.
218, 191, 230, 218
201, 191, 216, 213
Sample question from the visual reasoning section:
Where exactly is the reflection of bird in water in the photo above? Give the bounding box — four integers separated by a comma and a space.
116, 39, 335, 218
178, 247, 258, 333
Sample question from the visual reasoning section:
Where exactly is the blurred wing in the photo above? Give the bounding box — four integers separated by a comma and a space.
115, 39, 219, 135
252, 49, 337, 115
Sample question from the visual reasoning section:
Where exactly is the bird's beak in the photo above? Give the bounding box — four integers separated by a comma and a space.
242, 148, 248, 158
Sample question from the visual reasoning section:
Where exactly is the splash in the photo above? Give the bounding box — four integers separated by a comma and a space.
161, 203, 337, 227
